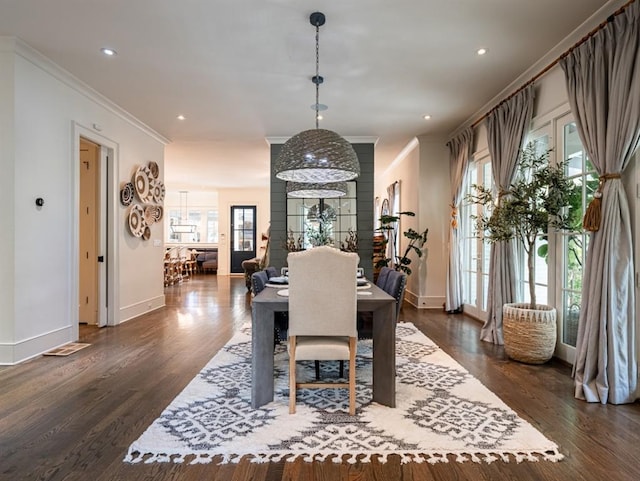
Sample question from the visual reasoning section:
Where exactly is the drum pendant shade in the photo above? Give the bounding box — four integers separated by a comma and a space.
275, 129, 360, 183
286, 181, 348, 198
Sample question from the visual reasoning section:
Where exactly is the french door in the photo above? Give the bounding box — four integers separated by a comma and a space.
230, 206, 257, 274
461, 152, 492, 319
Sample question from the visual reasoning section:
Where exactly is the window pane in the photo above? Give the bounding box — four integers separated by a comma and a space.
207, 210, 218, 243
563, 290, 580, 347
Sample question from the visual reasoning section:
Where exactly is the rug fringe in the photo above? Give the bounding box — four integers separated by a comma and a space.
124, 448, 564, 465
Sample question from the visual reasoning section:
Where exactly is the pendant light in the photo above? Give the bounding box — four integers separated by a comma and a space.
286, 181, 348, 198
274, 12, 360, 184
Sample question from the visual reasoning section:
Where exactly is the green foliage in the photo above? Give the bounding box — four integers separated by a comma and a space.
375, 211, 429, 276
306, 204, 337, 247
466, 142, 578, 308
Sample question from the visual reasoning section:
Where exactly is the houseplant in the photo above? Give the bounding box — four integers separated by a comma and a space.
467, 142, 577, 363
375, 211, 428, 276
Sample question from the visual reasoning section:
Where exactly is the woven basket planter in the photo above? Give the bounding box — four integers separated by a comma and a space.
503, 303, 557, 364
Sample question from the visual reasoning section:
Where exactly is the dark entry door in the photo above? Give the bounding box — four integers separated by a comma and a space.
230, 205, 257, 273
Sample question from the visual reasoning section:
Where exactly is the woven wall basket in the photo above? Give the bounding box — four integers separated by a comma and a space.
503, 303, 557, 364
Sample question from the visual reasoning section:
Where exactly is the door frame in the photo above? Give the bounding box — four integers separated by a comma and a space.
229, 205, 257, 274
71, 122, 119, 338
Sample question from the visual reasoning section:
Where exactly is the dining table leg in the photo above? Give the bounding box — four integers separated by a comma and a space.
251, 303, 275, 408
372, 302, 396, 407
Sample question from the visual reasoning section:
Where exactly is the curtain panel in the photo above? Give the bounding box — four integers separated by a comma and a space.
482, 85, 535, 344
560, 1, 640, 404
445, 128, 474, 312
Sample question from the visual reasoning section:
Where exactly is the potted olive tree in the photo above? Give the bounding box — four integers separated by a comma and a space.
467, 142, 577, 363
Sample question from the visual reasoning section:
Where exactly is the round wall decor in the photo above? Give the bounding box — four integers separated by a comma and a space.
128, 204, 145, 237
152, 180, 165, 204
148, 161, 159, 179
134, 166, 154, 203
120, 182, 135, 206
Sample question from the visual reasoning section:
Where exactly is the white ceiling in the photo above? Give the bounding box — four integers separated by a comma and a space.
0, 0, 614, 190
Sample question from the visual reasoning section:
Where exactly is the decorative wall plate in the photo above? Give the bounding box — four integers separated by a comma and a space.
152, 180, 165, 203
153, 205, 163, 222
128, 204, 145, 237
148, 161, 159, 179
134, 166, 154, 203
144, 205, 157, 226
142, 226, 151, 241
120, 182, 135, 206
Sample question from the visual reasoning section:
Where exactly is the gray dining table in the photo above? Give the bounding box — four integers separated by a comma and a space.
251, 281, 397, 409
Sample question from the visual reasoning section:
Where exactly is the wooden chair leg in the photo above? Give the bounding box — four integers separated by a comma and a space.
349, 337, 356, 416
289, 336, 296, 414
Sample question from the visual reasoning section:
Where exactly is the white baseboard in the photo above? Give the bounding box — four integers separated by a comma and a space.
404, 290, 445, 309
0, 325, 74, 365
116, 294, 165, 324
119, 295, 165, 324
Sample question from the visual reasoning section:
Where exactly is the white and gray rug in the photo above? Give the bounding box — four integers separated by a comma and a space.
125, 322, 563, 465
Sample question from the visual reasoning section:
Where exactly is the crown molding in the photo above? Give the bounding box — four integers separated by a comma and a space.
3, 36, 169, 145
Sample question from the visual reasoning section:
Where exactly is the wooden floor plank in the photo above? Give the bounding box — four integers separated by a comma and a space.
1, 274, 638, 481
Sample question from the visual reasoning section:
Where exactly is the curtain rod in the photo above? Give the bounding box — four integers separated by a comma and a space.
471, 0, 637, 129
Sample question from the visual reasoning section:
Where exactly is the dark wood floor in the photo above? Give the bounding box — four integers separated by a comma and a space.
1, 274, 638, 481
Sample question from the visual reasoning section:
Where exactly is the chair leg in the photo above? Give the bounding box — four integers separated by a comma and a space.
289, 336, 296, 414
339, 360, 344, 378
349, 337, 356, 415
314, 360, 320, 380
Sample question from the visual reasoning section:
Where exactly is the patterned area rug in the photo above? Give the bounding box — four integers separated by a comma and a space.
125, 322, 563, 465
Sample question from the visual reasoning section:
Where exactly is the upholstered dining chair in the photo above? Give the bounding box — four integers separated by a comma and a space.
251, 270, 269, 295
376, 266, 393, 289
264, 266, 279, 279
287, 246, 359, 415
357, 269, 406, 339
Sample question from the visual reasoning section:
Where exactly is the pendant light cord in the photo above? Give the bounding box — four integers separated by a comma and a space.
315, 21, 320, 129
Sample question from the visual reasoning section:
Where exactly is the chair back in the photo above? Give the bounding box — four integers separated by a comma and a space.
251, 270, 269, 295
264, 266, 278, 279
383, 270, 407, 320
288, 246, 359, 337
376, 266, 392, 288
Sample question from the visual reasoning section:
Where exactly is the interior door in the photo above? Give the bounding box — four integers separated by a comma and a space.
230, 205, 257, 273
78, 138, 99, 324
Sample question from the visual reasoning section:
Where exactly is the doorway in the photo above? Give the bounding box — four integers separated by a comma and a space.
230, 205, 257, 273
79, 138, 100, 325
72, 123, 119, 342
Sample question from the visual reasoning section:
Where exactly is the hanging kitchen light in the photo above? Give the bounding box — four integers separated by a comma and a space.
274, 11, 360, 184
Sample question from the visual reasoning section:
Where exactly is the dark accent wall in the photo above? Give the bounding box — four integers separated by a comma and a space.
269, 143, 375, 279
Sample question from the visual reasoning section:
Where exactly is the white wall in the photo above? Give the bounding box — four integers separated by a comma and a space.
1, 38, 167, 364
416, 135, 450, 308
0, 44, 16, 357
376, 136, 450, 309
217, 187, 270, 275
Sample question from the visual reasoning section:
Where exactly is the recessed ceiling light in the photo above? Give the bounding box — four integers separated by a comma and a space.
177, 115, 186, 120
477, 48, 487, 56
100, 47, 117, 56
423, 115, 431, 120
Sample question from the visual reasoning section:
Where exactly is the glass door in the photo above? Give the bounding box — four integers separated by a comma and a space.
230, 206, 256, 274
554, 112, 595, 363
461, 153, 492, 319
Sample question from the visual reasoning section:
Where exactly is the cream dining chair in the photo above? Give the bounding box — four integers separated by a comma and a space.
287, 246, 359, 415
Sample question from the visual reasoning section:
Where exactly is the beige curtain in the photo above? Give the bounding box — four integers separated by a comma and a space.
445, 128, 474, 312
482, 86, 535, 344
560, 2, 640, 404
